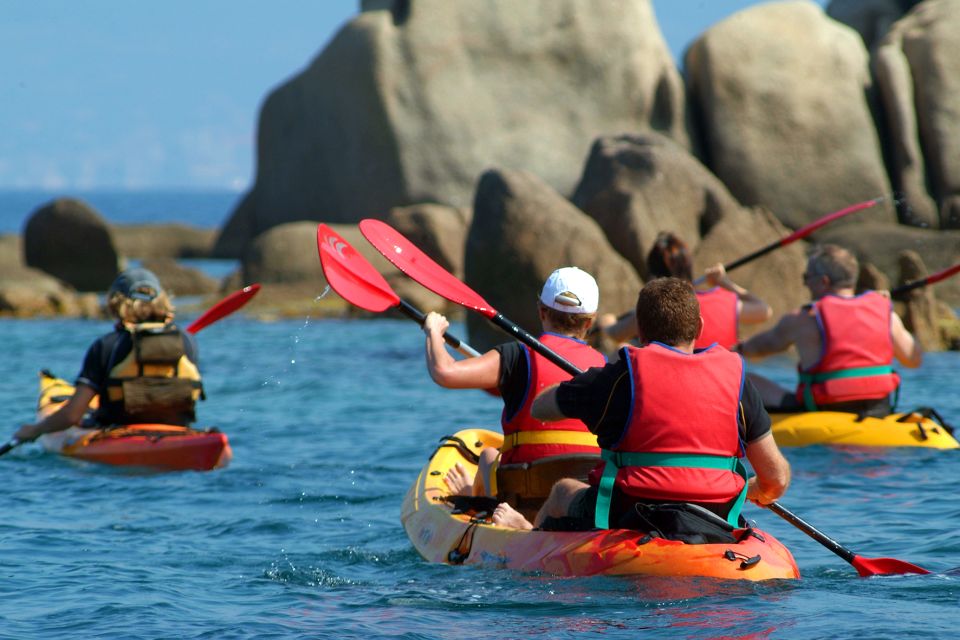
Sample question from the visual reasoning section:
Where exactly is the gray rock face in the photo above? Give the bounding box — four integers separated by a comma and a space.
572, 132, 743, 278
385, 204, 472, 279
112, 224, 216, 259
874, 0, 960, 228
826, 0, 906, 49
23, 198, 119, 292
685, 1, 896, 229
215, 0, 685, 257
465, 168, 642, 351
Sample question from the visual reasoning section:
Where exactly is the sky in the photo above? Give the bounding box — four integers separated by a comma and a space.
0, 0, 827, 192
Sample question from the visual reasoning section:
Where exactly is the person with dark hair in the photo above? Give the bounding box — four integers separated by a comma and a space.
491, 277, 790, 533
598, 232, 771, 352
15, 268, 203, 442
736, 244, 922, 415
422, 267, 606, 501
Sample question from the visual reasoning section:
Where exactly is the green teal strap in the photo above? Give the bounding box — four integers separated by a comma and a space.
798, 365, 896, 411
798, 365, 894, 384
594, 450, 747, 529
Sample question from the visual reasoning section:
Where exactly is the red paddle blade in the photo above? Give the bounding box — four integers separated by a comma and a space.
186, 284, 261, 334
317, 224, 399, 312
851, 555, 931, 577
779, 197, 884, 246
359, 219, 497, 318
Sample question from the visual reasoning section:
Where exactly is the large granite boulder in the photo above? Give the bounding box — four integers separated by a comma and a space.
465, 168, 642, 351
873, 0, 960, 228
685, 1, 896, 229
23, 198, 119, 292
0, 259, 100, 319
214, 0, 686, 257
112, 224, 216, 259
571, 132, 743, 278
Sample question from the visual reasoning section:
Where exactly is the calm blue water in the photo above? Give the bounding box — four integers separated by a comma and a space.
2, 313, 960, 639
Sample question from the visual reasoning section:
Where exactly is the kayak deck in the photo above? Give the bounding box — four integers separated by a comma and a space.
36, 370, 232, 471
771, 410, 959, 449
401, 428, 800, 581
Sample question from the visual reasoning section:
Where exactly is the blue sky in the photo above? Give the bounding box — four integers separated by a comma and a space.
0, 0, 827, 192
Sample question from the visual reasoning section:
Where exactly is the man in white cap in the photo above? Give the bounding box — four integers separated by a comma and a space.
422, 267, 607, 501
15, 267, 203, 443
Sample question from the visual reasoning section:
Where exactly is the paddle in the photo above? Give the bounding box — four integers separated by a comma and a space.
890, 262, 960, 297
317, 224, 480, 358
358, 218, 934, 576
2, 284, 262, 459
358, 219, 582, 376
693, 197, 885, 285
767, 501, 930, 577
186, 283, 261, 334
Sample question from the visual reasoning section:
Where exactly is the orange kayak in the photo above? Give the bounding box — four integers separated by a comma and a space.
36, 370, 232, 472
401, 428, 800, 581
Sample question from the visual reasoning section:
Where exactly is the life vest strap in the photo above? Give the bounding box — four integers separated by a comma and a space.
595, 450, 748, 529
501, 430, 599, 452
798, 365, 895, 411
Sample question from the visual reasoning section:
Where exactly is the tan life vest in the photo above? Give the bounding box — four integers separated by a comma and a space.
104, 322, 203, 425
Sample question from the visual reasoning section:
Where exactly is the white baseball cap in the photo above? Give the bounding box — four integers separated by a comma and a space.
539, 267, 599, 314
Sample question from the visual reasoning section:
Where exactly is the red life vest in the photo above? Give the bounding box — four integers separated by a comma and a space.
500, 333, 606, 464
603, 343, 745, 507
796, 291, 900, 410
695, 287, 739, 350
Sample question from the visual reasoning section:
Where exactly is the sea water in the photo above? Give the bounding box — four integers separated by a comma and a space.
2, 191, 960, 638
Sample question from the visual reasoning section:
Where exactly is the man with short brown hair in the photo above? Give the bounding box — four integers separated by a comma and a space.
737, 244, 922, 415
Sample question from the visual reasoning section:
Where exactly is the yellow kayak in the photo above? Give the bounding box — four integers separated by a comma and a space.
771, 409, 959, 449
401, 428, 800, 581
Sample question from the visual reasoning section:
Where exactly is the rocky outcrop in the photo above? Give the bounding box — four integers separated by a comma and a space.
572, 132, 743, 278
892, 250, 959, 351
112, 224, 216, 259
23, 198, 119, 292
140, 258, 219, 297
465, 168, 642, 351
214, 0, 686, 257
685, 1, 896, 229
873, 0, 960, 228
0, 257, 101, 319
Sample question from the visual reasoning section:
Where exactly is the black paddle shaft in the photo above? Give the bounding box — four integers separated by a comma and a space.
0, 439, 20, 457
768, 501, 856, 562
396, 299, 480, 357
490, 313, 583, 377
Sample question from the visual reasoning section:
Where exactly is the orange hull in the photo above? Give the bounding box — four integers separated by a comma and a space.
401, 429, 800, 581
36, 371, 231, 472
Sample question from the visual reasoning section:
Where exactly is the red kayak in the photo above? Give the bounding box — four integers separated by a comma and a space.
36, 371, 232, 472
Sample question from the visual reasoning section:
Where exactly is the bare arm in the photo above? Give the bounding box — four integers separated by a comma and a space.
739, 312, 803, 359
744, 432, 791, 505
704, 263, 772, 325
15, 384, 96, 442
423, 311, 500, 389
530, 383, 564, 421
891, 310, 923, 368
601, 310, 638, 343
